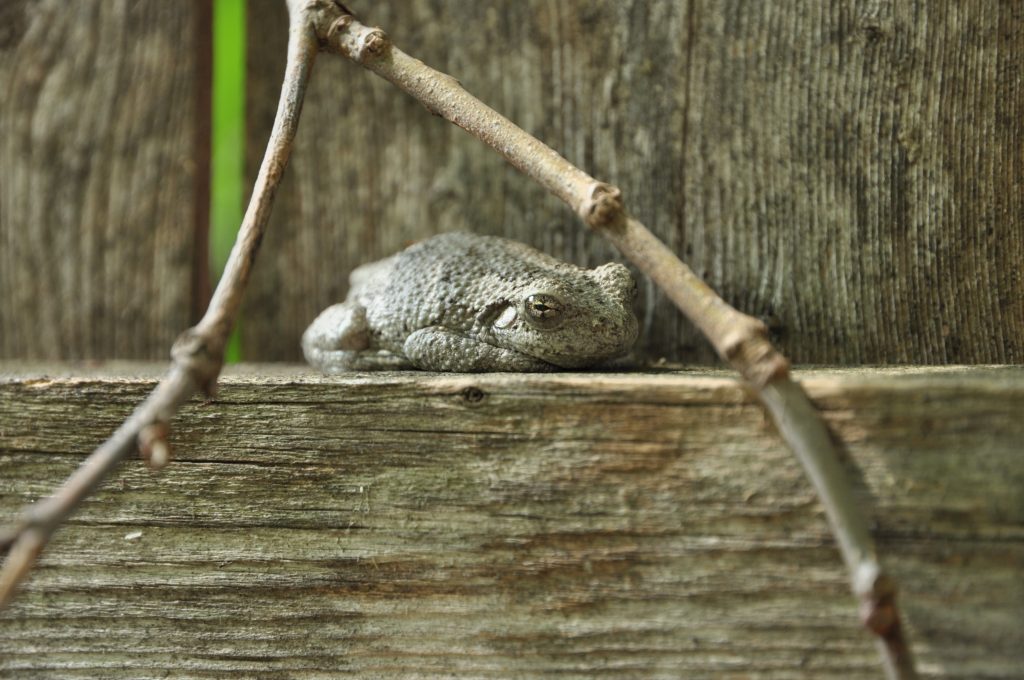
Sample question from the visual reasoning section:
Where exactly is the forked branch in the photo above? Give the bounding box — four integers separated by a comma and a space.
2, 2, 918, 677
0, 2, 319, 609
311, 3, 917, 677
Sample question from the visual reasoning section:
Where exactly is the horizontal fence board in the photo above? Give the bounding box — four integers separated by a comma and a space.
0, 364, 1021, 678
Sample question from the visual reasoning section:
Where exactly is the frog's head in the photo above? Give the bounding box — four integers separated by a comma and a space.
487, 262, 639, 368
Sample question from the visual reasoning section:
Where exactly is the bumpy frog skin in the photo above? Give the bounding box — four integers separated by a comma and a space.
302, 232, 639, 372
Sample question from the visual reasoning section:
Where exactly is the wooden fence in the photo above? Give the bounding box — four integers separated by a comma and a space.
1, 1, 1021, 363
0, 1, 1022, 677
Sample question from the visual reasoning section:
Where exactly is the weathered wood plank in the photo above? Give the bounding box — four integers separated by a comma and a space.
0, 364, 1021, 677
243, 0, 1024, 364
0, 1, 209, 360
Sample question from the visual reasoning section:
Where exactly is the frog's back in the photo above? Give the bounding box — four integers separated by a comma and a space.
364, 233, 573, 343
396, 232, 572, 286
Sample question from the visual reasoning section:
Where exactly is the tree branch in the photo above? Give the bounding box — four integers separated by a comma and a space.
312, 4, 917, 677
1, 2, 919, 676
0, 2, 318, 610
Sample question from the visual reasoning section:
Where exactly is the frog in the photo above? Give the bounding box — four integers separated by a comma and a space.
302, 231, 639, 373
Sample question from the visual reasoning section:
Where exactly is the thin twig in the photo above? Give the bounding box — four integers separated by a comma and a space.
0, 2, 319, 610
312, 5, 917, 677
1, 3, 919, 675
761, 381, 917, 678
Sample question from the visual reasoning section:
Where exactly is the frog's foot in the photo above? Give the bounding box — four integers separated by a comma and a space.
403, 327, 556, 372
307, 348, 412, 373
302, 302, 412, 372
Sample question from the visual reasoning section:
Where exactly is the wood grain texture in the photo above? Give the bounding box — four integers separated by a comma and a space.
0, 0, 208, 360
243, 0, 1023, 365
1, 364, 1021, 678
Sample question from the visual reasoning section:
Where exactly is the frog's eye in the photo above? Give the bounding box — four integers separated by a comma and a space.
523, 293, 565, 330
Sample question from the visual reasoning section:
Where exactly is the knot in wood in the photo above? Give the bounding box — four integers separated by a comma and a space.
459, 386, 486, 404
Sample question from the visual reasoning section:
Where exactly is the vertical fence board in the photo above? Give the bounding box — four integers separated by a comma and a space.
0, 0, 210, 360
244, 0, 1023, 365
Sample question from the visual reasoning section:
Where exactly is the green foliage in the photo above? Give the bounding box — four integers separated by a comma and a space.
211, 0, 245, 363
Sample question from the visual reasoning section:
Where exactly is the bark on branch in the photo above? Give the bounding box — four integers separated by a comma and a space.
0, 2, 318, 609
311, 3, 917, 677
2, 2, 918, 677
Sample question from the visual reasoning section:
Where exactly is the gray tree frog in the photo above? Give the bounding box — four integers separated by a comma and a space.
302, 232, 638, 372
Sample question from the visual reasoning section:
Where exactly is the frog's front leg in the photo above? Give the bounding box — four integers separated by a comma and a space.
302, 302, 411, 372
403, 327, 555, 372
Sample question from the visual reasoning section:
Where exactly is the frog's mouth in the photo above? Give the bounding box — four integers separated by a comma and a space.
492, 305, 519, 330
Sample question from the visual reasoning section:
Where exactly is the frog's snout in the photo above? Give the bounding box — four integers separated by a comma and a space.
590, 262, 637, 304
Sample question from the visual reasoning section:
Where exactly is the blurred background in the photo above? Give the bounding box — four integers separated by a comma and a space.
1, 0, 1021, 366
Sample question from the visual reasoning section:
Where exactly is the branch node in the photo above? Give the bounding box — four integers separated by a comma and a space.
855, 562, 899, 635
171, 327, 223, 398
326, 15, 352, 42
138, 423, 173, 472
720, 319, 790, 387
579, 182, 625, 229
359, 29, 389, 60
319, 5, 389, 64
